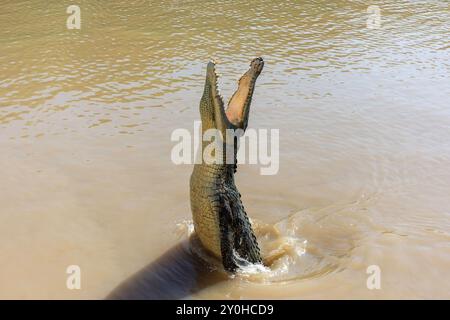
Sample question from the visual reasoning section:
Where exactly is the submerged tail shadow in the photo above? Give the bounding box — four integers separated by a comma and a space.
106, 236, 227, 300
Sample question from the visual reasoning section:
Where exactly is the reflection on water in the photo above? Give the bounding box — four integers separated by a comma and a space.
0, 0, 449, 299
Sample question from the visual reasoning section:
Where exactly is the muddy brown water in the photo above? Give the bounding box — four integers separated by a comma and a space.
0, 0, 449, 299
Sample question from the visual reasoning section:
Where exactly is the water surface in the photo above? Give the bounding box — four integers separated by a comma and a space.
0, 0, 449, 299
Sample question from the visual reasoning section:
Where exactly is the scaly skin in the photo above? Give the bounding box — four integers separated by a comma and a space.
190, 57, 264, 272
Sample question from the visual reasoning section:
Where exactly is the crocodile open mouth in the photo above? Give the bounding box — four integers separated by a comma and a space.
207, 57, 264, 129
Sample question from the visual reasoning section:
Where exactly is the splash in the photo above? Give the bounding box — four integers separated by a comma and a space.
175, 196, 377, 284
175, 219, 195, 239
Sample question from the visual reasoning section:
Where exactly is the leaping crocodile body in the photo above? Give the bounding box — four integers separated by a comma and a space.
190, 57, 264, 272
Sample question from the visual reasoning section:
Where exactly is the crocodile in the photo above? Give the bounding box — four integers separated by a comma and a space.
190, 57, 264, 272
